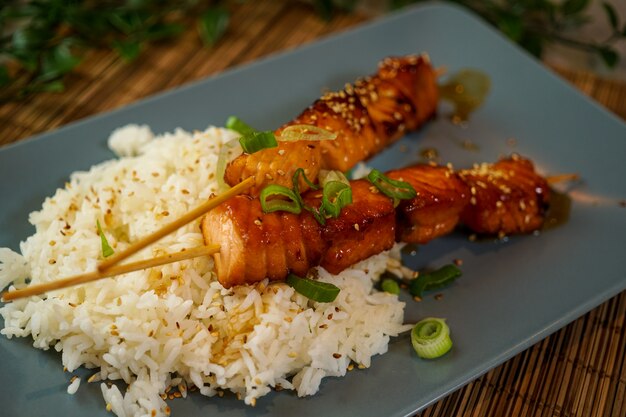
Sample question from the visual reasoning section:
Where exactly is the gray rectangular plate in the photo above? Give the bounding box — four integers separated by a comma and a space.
1, 3, 625, 417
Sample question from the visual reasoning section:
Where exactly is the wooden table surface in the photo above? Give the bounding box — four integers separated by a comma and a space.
2, 2, 626, 416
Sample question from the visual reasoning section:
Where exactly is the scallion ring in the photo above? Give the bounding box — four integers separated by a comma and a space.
286, 274, 340, 302
292, 168, 326, 224
225, 116, 256, 136
318, 169, 349, 187
293, 168, 319, 194
239, 131, 278, 154
411, 318, 453, 359
260, 184, 302, 214
381, 278, 400, 295
279, 124, 337, 142
367, 169, 417, 202
321, 181, 352, 218
216, 138, 244, 191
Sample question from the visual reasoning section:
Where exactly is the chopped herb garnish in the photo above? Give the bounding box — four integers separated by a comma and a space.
226, 116, 277, 154
367, 169, 416, 205
286, 274, 340, 302
381, 278, 400, 295
238, 131, 278, 154
225, 116, 256, 136
409, 264, 461, 297
96, 219, 114, 258
411, 317, 453, 359
260, 184, 302, 214
320, 180, 352, 218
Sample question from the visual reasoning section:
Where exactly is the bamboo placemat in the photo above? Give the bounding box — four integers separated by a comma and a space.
1, 1, 625, 416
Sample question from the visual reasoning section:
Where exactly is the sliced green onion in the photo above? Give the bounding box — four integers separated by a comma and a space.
260, 184, 302, 214
239, 131, 278, 154
367, 169, 417, 203
216, 138, 244, 191
411, 318, 453, 359
318, 169, 349, 187
279, 124, 337, 142
225, 116, 256, 136
292, 168, 326, 224
409, 264, 462, 297
293, 168, 319, 193
96, 219, 114, 258
286, 274, 340, 302
381, 278, 400, 295
321, 181, 352, 218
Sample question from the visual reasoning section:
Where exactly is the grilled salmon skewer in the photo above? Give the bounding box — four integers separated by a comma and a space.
203, 155, 549, 288
224, 55, 439, 195
459, 157, 551, 234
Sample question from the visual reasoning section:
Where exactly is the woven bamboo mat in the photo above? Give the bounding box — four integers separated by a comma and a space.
1, 1, 625, 416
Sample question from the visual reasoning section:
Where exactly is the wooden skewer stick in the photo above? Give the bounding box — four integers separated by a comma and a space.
97, 176, 254, 272
2, 244, 220, 302
546, 173, 580, 185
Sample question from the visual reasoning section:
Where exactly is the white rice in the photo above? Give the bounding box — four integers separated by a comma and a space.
0, 125, 411, 416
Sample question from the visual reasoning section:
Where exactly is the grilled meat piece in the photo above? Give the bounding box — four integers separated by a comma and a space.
223, 54, 438, 195
459, 155, 550, 235
205, 156, 550, 287
202, 180, 394, 288
201, 195, 327, 288
304, 180, 396, 275
387, 164, 470, 244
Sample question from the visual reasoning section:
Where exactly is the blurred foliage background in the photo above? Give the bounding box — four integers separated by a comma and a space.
0, 0, 624, 102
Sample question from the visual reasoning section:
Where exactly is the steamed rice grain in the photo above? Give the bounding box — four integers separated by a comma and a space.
0, 125, 411, 416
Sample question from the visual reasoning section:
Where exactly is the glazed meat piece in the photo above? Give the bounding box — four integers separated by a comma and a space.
304, 180, 396, 275
201, 195, 327, 288
458, 155, 550, 235
387, 164, 470, 244
205, 156, 551, 287
202, 180, 395, 288
223, 54, 438, 195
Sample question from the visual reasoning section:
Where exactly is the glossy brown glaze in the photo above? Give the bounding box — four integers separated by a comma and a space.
459, 155, 550, 235
304, 180, 396, 274
205, 157, 550, 287
201, 195, 326, 288
223, 54, 438, 195
387, 164, 470, 243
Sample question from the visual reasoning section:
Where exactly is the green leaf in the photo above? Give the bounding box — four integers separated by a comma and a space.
561, 0, 590, 15
497, 14, 524, 42
12, 27, 44, 53
108, 10, 145, 35
39, 80, 65, 93
0, 66, 11, 87
521, 33, 544, 58
40, 40, 82, 81
598, 46, 619, 67
197, 7, 230, 46
112, 39, 141, 61
97, 220, 115, 258
602, 2, 619, 30
144, 23, 185, 41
